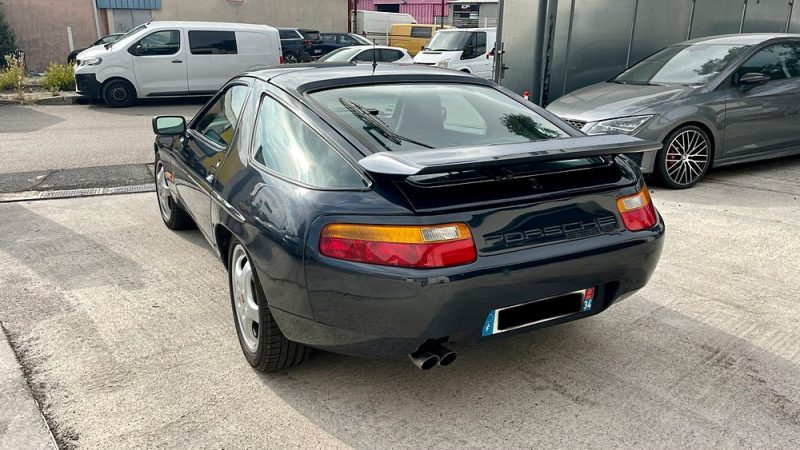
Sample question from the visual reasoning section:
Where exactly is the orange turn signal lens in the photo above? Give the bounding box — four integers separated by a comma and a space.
320, 223, 476, 268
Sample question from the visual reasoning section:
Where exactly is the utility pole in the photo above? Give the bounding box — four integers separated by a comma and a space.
353, 0, 360, 35
440, 0, 446, 26
493, 0, 505, 83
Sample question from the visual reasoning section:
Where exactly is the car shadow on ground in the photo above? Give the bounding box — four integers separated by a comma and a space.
254, 302, 800, 448
84, 97, 208, 117
0, 105, 65, 133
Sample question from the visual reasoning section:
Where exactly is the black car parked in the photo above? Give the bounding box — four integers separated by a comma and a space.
319, 32, 373, 54
67, 33, 124, 63
278, 27, 323, 63
152, 64, 665, 372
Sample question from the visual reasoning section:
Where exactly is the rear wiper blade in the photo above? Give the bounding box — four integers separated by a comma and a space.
339, 97, 433, 149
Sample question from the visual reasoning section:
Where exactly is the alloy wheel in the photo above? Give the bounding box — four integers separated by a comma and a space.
155, 162, 172, 221
232, 245, 260, 353
665, 129, 710, 186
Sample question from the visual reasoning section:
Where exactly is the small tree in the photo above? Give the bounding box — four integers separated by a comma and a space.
0, 6, 16, 67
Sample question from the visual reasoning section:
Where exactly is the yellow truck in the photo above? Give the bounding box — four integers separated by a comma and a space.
389, 24, 447, 56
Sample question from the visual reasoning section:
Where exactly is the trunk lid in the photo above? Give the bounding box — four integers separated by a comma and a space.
358, 134, 658, 254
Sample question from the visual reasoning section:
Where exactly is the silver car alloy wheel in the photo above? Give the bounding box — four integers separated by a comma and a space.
232, 245, 260, 353
665, 129, 709, 186
155, 161, 172, 221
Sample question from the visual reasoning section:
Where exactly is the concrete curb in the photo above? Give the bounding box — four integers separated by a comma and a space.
35, 94, 81, 105
0, 326, 58, 450
0, 92, 82, 106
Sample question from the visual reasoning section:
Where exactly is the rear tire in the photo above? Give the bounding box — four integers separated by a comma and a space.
154, 156, 194, 230
102, 79, 137, 108
284, 52, 298, 64
228, 240, 311, 372
654, 125, 712, 189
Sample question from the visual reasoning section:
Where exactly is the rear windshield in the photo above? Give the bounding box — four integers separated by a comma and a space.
301, 30, 321, 41
309, 83, 569, 151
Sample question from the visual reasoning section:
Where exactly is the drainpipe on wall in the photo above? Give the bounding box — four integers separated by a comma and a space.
91, 0, 102, 39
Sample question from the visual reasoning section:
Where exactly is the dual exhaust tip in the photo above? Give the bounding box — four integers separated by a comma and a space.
408, 343, 458, 370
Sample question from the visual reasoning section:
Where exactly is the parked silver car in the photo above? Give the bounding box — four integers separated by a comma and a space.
547, 33, 800, 188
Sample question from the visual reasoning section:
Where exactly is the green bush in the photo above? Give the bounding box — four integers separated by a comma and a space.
0, 54, 25, 91
42, 62, 76, 93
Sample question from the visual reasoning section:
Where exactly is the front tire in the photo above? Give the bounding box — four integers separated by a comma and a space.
654, 125, 712, 189
154, 156, 194, 230
102, 79, 137, 108
228, 240, 310, 372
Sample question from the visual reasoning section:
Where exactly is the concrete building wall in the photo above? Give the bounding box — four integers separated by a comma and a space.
151, 0, 348, 32
1, 0, 99, 72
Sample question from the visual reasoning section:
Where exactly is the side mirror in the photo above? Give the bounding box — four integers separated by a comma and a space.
739, 72, 770, 88
152, 115, 186, 135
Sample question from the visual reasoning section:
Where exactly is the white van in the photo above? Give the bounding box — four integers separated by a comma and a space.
74, 21, 281, 107
355, 10, 416, 45
413, 28, 496, 79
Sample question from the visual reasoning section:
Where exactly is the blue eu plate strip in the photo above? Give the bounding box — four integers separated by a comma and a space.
482, 310, 495, 336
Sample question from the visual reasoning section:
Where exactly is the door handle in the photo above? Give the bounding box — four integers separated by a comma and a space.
172, 59, 183, 63
206, 174, 215, 184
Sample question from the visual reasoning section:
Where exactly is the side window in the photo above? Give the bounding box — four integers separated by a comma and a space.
252, 96, 365, 189
738, 43, 800, 82
193, 85, 250, 148
380, 49, 403, 62
339, 35, 356, 45
279, 30, 296, 40
188, 30, 237, 55
353, 49, 376, 62
131, 30, 180, 56
322, 34, 336, 43
410, 27, 432, 38
475, 32, 487, 55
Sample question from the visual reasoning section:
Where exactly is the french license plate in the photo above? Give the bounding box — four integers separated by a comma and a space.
482, 287, 595, 336
313, 49, 322, 54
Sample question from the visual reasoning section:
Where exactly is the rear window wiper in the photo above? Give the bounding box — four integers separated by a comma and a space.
339, 97, 433, 149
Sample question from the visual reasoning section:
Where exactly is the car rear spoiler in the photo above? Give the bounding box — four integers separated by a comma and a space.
358, 134, 661, 176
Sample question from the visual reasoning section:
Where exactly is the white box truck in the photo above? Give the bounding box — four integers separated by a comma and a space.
355, 10, 416, 45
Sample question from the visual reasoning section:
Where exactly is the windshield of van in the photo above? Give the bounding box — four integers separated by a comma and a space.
108, 23, 148, 48
320, 47, 363, 62
425, 31, 471, 51
614, 44, 749, 86
310, 83, 569, 152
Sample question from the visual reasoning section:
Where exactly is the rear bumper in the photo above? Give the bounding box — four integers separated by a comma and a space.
274, 221, 665, 359
75, 73, 102, 99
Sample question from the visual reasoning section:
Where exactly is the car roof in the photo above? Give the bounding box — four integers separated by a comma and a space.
340, 45, 407, 51
279, 27, 319, 32
437, 27, 496, 32
145, 21, 277, 31
245, 63, 484, 94
682, 33, 800, 46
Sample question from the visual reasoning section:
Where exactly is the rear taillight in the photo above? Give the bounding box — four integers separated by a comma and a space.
616, 186, 658, 231
303, 39, 311, 45
320, 223, 477, 269
279, 54, 285, 64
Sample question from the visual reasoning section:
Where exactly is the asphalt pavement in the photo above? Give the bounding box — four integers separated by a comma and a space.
0, 102, 202, 193
0, 156, 798, 448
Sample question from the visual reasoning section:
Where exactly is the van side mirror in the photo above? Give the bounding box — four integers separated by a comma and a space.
739, 72, 770, 88
152, 115, 186, 135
